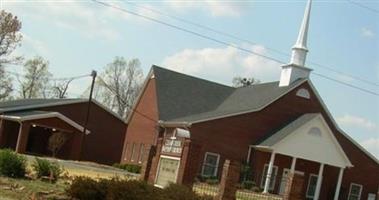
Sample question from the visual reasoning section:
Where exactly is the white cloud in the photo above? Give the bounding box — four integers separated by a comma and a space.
161, 45, 281, 84
337, 114, 378, 132
361, 27, 375, 38
18, 33, 48, 56
165, 1, 249, 17
360, 138, 379, 158
3, 1, 140, 41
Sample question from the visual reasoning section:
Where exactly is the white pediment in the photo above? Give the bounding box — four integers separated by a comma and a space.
271, 114, 352, 168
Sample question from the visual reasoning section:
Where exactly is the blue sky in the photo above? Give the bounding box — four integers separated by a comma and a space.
2, 0, 378, 158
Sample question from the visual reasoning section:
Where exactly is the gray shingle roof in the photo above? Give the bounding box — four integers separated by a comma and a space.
256, 113, 319, 146
1, 110, 53, 117
152, 66, 306, 123
153, 66, 235, 121
0, 98, 86, 113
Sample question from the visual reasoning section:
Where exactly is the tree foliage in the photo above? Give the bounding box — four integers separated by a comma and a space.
232, 76, 260, 87
0, 10, 22, 65
92, 57, 143, 118
48, 131, 68, 158
0, 66, 12, 101
0, 10, 23, 101
19, 56, 51, 98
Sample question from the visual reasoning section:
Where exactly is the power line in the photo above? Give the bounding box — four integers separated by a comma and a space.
97, 76, 157, 123
92, 0, 286, 64
122, 1, 379, 87
313, 72, 379, 96
4, 69, 91, 81
93, 0, 379, 97
347, 0, 379, 14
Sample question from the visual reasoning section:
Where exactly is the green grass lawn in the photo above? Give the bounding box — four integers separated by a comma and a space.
0, 176, 68, 200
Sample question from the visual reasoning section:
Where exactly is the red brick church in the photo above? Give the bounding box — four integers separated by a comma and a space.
122, 0, 379, 199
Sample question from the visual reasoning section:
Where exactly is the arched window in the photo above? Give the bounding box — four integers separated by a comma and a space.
308, 127, 322, 137
296, 88, 311, 99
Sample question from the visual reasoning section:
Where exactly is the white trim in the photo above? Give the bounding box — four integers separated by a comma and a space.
348, 183, 363, 200
307, 80, 379, 165
201, 152, 220, 177
260, 164, 278, 191
306, 174, 318, 199
334, 168, 344, 200
260, 114, 352, 168
0, 112, 90, 134
246, 146, 254, 163
154, 155, 181, 188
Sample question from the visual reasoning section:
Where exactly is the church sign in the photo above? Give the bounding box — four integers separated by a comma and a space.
162, 138, 182, 154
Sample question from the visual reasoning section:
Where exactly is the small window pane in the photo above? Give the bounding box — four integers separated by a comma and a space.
348, 184, 362, 200
205, 154, 218, 165
202, 153, 219, 177
306, 175, 318, 198
203, 165, 215, 177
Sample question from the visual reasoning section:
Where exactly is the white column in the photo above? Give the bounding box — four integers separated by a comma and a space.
290, 157, 297, 173
314, 163, 324, 200
333, 168, 344, 200
263, 151, 276, 193
246, 146, 253, 164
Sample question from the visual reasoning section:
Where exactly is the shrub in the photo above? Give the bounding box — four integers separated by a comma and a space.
0, 149, 26, 178
163, 183, 213, 200
205, 176, 219, 185
112, 163, 141, 174
241, 180, 256, 190
67, 177, 211, 200
106, 179, 163, 200
66, 176, 106, 200
32, 158, 62, 181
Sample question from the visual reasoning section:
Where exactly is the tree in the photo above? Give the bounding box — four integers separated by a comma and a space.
51, 79, 73, 99
232, 76, 260, 87
93, 57, 143, 118
0, 67, 12, 101
19, 56, 51, 98
0, 10, 22, 65
0, 10, 23, 101
48, 131, 68, 158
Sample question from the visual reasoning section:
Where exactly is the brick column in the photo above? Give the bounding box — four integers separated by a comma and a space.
140, 145, 155, 181
147, 138, 163, 184
217, 160, 241, 200
177, 139, 191, 186
283, 173, 294, 200
15, 122, 30, 154
0, 119, 5, 148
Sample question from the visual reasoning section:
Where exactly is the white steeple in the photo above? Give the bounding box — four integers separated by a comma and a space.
279, 0, 313, 87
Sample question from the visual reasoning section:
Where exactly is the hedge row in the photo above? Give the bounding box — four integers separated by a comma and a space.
67, 177, 213, 200
0, 149, 62, 181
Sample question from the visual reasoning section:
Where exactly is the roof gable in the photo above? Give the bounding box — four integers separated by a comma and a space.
257, 113, 352, 168
153, 65, 234, 120
152, 65, 306, 123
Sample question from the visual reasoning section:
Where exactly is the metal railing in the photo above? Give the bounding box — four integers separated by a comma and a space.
192, 182, 219, 197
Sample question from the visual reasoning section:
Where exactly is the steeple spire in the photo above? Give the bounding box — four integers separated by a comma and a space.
290, 0, 312, 66
279, 0, 313, 87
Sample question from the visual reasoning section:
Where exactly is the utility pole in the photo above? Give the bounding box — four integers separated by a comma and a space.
79, 70, 97, 160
